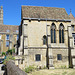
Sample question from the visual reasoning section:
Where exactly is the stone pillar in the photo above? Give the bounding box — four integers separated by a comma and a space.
68, 25, 74, 68
23, 24, 28, 55
47, 25, 54, 69
9, 34, 13, 49
68, 25, 73, 47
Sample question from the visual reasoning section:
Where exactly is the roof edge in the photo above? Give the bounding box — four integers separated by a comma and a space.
22, 17, 71, 22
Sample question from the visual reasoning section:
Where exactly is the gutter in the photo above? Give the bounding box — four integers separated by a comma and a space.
22, 17, 71, 22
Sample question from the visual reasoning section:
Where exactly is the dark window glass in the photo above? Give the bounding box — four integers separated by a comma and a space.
43, 35, 46, 45
59, 23, 64, 43
57, 54, 62, 60
51, 29, 53, 43
72, 25, 74, 31
72, 33, 75, 45
6, 35, 9, 40
62, 30, 64, 43
59, 29, 61, 43
54, 29, 56, 43
51, 23, 56, 43
35, 54, 41, 61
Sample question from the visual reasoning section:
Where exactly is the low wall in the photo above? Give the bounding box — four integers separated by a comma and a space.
6, 61, 27, 75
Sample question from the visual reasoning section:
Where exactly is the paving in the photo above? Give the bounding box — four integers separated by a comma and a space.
0, 64, 4, 75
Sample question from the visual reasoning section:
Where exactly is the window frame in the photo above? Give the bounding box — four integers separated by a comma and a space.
59, 23, 64, 43
72, 25, 74, 31
6, 35, 9, 40
35, 54, 41, 61
43, 35, 47, 45
6, 41, 9, 47
57, 54, 62, 60
72, 33, 75, 45
51, 23, 56, 43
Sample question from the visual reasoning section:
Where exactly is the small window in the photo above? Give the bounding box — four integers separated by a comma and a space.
57, 54, 62, 60
43, 35, 47, 45
0, 35, 1, 39
6, 41, 9, 47
6, 35, 9, 40
6, 30, 10, 32
16, 30, 18, 33
35, 54, 41, 61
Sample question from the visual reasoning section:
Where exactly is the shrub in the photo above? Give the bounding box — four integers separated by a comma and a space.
2, 52, 6, 56
3, 55, 15, 65
7, 49, 12, 55
12, 49, 15, 53
25, 66, 35, 73
61, 65, 67, 69
7, 49, 15, 55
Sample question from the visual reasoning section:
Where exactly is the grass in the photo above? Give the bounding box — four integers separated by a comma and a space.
28, 69, 75, 75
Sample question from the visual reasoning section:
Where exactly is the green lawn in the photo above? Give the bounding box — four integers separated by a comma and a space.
28, 69, 75, 75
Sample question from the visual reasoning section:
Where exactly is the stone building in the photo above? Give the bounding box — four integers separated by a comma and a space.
0, 6, 19, 54
16, 6, 75, 69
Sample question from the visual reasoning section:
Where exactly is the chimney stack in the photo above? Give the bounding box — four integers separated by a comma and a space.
0, 6, 3, 24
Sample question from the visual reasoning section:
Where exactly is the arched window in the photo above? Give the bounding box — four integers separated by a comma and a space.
43, 35, 47, 45
59, 23, 64, 43
51, 23, 56, 43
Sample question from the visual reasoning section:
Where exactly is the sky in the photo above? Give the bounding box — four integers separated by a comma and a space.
0, 0, 75, 25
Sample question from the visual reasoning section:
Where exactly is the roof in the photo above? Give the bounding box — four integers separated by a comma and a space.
0, 24, 19, 33
69, 13, 75, 24
69, 13, 75, 20
22, 6, 70, 20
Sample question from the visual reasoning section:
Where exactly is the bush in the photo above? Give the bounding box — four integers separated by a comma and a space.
61, 65, 67, 69
3, 55, 15, 65
25, 66, 35, 73
7, 49, 15, 55
7, 49, 12, 55
2, 52, 6, 56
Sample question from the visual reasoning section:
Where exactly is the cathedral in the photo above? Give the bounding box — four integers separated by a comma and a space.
15, 6, 75, 69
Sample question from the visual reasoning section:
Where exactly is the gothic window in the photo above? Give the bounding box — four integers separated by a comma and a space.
59, 23, 64, 43
51, 23, 56, 43
6, 35, 9, 40
57, 54, 62, 60
6, 41, 9, 47
72, 25, 74, 31
35, 54, 41, 61
43, 35, 47, 45
72, 33, 75, 45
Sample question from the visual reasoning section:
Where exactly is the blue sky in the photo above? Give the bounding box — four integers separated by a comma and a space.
0, 0, 75, 25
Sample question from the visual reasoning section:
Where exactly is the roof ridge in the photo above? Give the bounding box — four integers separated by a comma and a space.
22, 5, 65, 9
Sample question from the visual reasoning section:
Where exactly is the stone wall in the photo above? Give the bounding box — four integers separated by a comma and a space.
6, 61, 27, 75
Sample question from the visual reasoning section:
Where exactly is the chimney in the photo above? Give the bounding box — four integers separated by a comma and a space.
0, 6, 3, 24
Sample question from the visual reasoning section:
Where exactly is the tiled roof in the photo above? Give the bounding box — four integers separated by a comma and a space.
69, 13, 75, 20
22, 6, 70, 20
0, 24, 19, 32
69, 13, 75, 25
